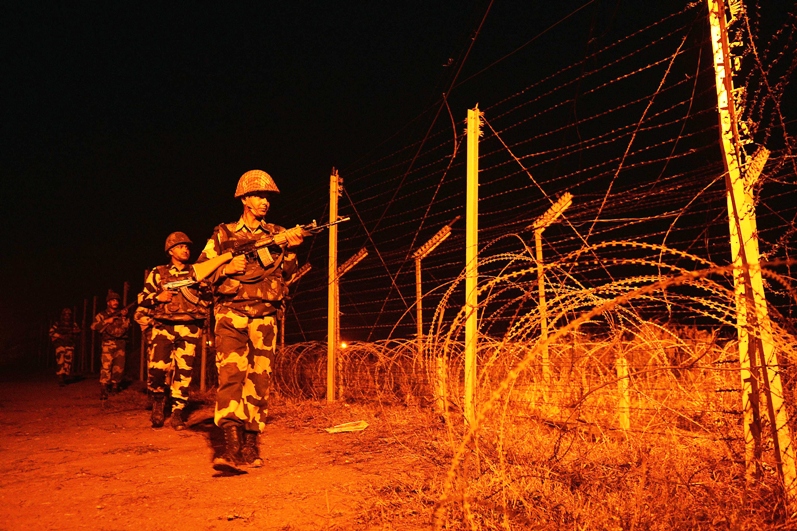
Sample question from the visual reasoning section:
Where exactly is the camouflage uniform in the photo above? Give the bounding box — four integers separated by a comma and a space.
91, 293, 130, 391
49, 309, 81, 384
138, 264, 209, 414
198, 218, 298, 433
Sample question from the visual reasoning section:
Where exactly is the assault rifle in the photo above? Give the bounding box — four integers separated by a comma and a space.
162, 217, 349, 290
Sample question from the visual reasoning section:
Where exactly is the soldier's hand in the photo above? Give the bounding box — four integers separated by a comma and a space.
224, 255, 247, 276
284, 225, 305, 247
156, 291, 175, 302
121, 308, 128, 317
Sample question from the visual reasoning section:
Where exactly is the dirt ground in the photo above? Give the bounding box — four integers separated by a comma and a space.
0, 374, 440, 531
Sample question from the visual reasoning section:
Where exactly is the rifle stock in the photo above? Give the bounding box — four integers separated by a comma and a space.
192, 251, 234, 283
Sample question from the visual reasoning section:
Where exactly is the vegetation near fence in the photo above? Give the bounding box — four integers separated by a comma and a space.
29, 1, 796, 527
274, 244, 797, 528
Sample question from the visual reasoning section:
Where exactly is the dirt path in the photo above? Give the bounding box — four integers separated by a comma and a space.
0, 375, 436, 530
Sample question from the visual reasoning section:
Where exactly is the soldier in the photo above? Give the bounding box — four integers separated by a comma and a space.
197, 169, 306, 470
137, 232, 210, 430
49, 307, 81, 386
91, 290, 130, 399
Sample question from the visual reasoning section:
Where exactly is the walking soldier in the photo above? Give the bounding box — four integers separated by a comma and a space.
91, 290, 130, 399
137, 232, 211, 430
49, 307, 81, 386
197, 169, 306, 470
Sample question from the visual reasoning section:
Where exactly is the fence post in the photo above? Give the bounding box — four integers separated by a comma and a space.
328, 168, 341, 402
616, 357, 630, 431
411, 217, 459, 413
39, 322, 47, 369
532, 193, 572, 389
415, 258, 423, 357
139, 269, 149, 382
334, 247, 368, 400
90, 295, 97, 373
464, 106, 481, 426
707, 0, 797, 503
81, 299, 88, 373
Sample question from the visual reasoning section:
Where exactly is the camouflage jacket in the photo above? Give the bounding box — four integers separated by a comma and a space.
49, 321, 81, 348
138, 263, 210, 322
91, 309, 130, 341
197, 217, 298, 317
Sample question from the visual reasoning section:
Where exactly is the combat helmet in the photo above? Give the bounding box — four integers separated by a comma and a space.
107, 290, 121, 302
235, 169, 280, 198
165, 231, 192, 252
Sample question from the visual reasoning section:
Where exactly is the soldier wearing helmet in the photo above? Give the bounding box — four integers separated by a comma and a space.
196, 169, 307, 471
91, 289, 130, 399
137, 231, 211, 430
49, 307, 81, 386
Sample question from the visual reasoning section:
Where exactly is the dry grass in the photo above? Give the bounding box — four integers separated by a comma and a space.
273, 329, 791, 529
274, 248, 797, 529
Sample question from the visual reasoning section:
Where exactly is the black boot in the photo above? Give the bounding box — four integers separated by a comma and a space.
151, 394, 166, 428
100, 384, 109, 400
213, 424, 244, 472
241, 431, 264, 468
58, 375, 66, 387
170, 409, 186, 431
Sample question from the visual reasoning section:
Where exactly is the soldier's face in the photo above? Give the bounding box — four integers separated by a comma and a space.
242, 193, 270, 219
169, 244, 191, 263
61, 310, 72, 322
108, 298, 120, 310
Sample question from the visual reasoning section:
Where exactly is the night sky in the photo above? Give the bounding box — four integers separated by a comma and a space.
1, 1, 794, 346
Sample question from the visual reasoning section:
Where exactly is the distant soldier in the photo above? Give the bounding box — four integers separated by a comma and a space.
91, 290, 130, 399
49, 307, 81, 386
197, 169, 306, 470
137, 232, 210, 430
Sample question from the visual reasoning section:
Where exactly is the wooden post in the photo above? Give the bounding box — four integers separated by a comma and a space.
707, 0, 797, 503
616, 357, 630, 431
333, 247, 368, 401
39, 322, 46, 368
139, 330, 147, 382
90, 295, 97, 373
415, 258, 423, 358
464, 106, 481, 426
411, 217, 458, 413
535, 230, 550, 385
328, 168, 341, 402
531, 193, 572, 388
80, 298, 88, 373
139, 269, 149, 382
122, 281, 130, 307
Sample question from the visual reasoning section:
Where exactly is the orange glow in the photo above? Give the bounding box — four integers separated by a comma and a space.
340, 342, 348, 349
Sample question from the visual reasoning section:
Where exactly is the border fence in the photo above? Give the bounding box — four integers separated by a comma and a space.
29, 0, 797, 525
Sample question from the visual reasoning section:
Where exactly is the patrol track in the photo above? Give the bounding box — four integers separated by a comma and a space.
0, 376, 440, 530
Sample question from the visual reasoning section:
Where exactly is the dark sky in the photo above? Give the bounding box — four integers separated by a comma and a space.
1, 1, 794, 339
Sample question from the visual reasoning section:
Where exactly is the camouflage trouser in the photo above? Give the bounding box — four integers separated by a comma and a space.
55, 346, 74, 376
214, 308, 277, 433
100, 339, 126, 385
147, 321, 202, 410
